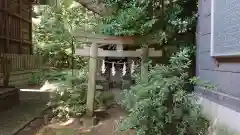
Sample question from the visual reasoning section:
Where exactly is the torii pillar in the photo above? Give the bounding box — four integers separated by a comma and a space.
141, 45, 148, 83
86, 42, 98, 117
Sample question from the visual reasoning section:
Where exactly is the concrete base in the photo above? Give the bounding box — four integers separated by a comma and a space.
199, 96, 240, 132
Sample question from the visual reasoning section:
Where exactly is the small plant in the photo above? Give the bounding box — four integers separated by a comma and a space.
95, 91, 115, 109
28, 68, 69, 86
120, 48, 212, 135
48, 68, 88, 120
28, 70, 44, 85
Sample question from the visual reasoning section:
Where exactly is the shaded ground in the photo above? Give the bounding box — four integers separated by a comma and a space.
0, 99, 48, 135
0, 87, 132, 135
0, 87, 50, 135
17, 118, 47, 135
34, 105, 134, 135
87, 105, 128, 135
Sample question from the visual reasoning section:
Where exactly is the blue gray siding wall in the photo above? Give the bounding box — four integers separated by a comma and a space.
197, 0, 240, 112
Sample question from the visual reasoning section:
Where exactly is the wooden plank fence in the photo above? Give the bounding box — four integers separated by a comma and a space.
0, 53, 43, 72
0, 53, 44, 87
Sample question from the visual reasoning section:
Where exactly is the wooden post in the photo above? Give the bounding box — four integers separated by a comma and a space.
97, 57, 103, 74
4, 0, 9, 53
86, 43, 98, 116
1, 57, 10, 87
116, 44, 123, 51
141, 45, 148, 83
19, 0, 22, 54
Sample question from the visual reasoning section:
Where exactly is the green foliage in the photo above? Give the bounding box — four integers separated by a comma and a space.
120, 48, 211, 135
28, 67, 114, 120
33, 0, 96, 68
100, 0, 197, 38
42, 68, 73, 82
95, 91, 115, 108
49, 68, 88, 119
28, 71, 45, 85
44, 68, 114, 120
28, 68, 72, 85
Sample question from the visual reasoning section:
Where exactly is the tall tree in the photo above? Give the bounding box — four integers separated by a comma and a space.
33, 0, 96, 68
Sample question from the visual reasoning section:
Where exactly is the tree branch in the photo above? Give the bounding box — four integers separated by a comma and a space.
75, 0, 108, 16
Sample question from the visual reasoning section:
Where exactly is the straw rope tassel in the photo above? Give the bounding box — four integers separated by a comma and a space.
111, 62, 116, 76
101, 60, 106, 74
122, 62, 126, 76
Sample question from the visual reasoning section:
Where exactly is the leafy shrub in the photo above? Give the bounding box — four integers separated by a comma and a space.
49, 68, 88, 120
28, 68, 69, 85
29, 70, 45, 85
48, 68, 114, 120
95, 91, 115, 108
120, 48, 211, 135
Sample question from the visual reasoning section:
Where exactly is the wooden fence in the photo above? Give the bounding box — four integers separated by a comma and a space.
0, 0, 33, 54
0, 53, 44, 87
0, 53, 43, 72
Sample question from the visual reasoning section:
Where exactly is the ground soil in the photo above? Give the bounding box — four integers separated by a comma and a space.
16, 118, 46, 135
16, 105, 135, 135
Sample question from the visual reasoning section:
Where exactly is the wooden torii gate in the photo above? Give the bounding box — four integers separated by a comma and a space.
74, 32, 163, 116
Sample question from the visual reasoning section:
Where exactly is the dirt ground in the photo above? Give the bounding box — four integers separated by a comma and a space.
16, 105, 135, 135
16, 118, 46, 135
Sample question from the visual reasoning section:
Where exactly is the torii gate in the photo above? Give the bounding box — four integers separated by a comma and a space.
73, 32, 163, 116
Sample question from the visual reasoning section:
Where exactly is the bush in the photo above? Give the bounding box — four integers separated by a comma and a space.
48, 68, 114, 120
120, 48, 211, 135
28, 71, 45, 85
